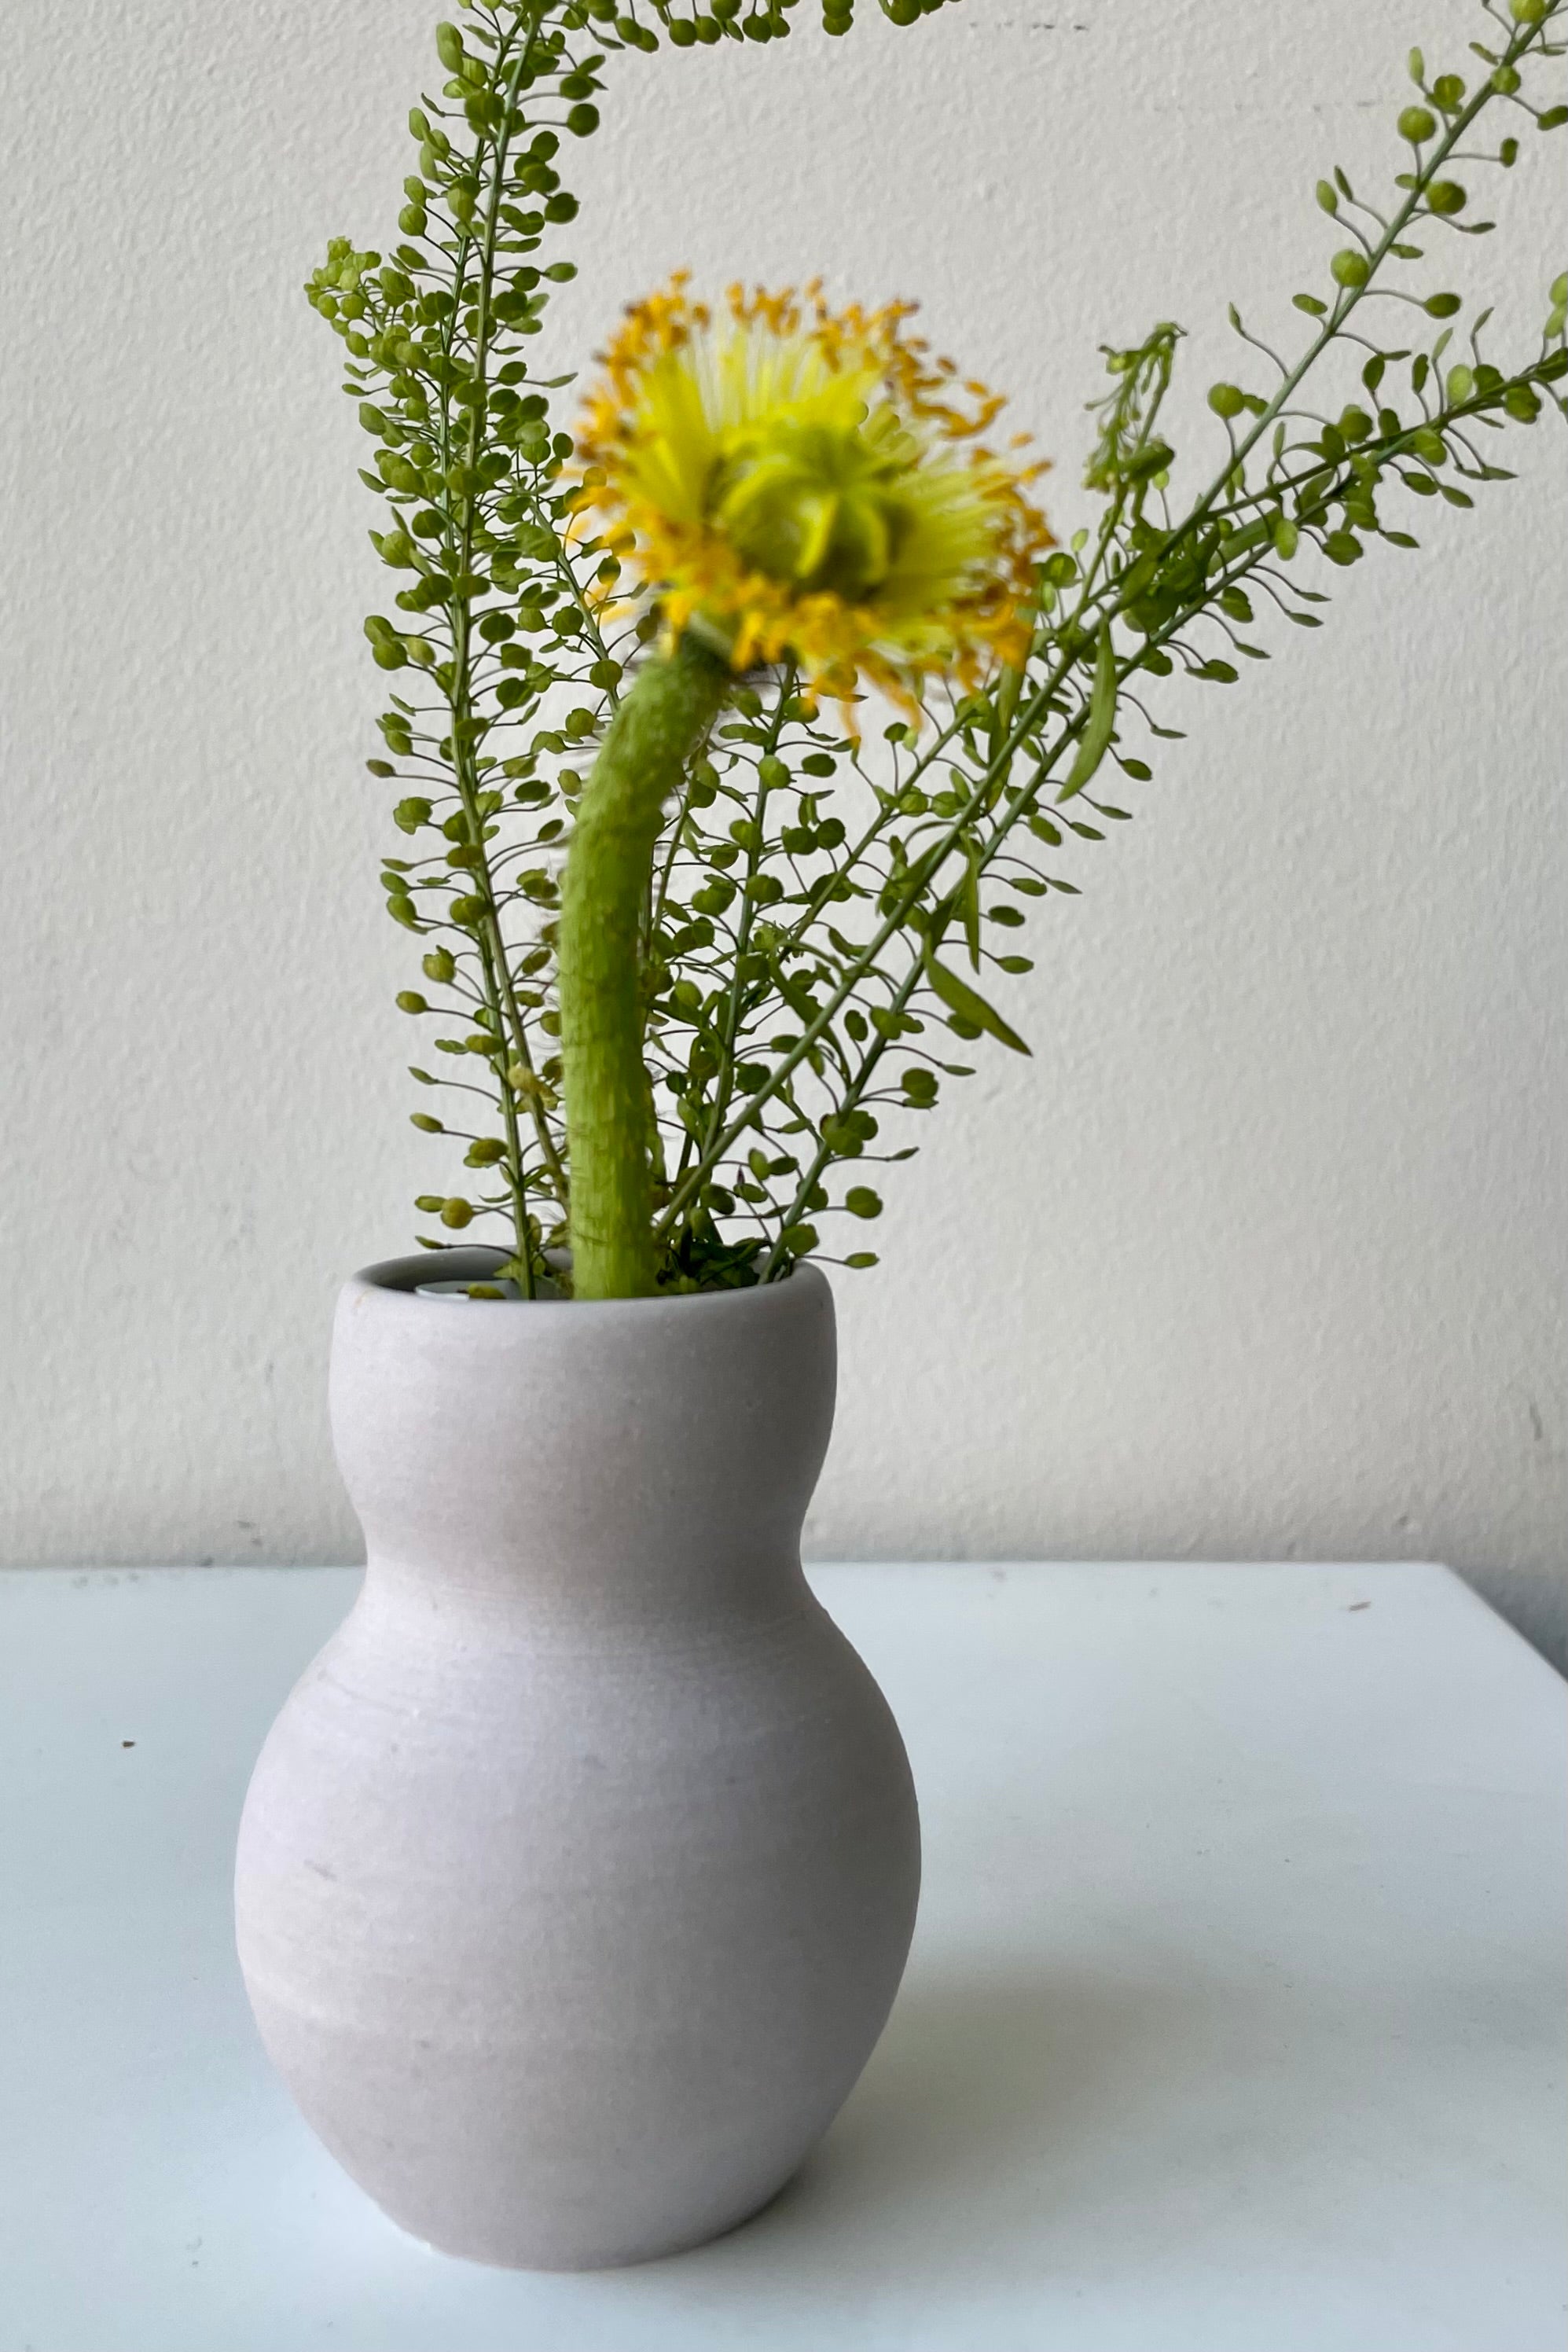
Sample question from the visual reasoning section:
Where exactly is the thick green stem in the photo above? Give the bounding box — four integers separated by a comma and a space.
560, 634, 729, 1299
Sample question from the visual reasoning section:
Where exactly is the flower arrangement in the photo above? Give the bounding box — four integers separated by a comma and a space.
307, 0, 1566, 1302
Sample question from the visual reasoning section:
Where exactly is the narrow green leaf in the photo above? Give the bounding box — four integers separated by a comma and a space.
1059, 630, 1117, 802
961, 847, 982, 971
924, 948, 1031, 1056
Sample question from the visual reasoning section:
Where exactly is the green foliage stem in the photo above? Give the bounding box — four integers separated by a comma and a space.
314, 0, 1564, 1292
560, 636, 729, 1297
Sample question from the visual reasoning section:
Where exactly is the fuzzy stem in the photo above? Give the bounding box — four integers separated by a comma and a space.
560, 634, 729, 1299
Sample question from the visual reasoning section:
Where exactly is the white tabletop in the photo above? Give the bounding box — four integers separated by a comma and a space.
2, 1560, 1563, 2352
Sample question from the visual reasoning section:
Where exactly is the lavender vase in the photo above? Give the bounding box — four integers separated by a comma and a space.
234, 1253, 920, 2269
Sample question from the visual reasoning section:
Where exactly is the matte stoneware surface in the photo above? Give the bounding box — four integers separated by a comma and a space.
234, 1257, 920, 2269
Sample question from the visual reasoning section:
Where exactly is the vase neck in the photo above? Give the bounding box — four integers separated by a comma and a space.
328, 1261, 837, 1634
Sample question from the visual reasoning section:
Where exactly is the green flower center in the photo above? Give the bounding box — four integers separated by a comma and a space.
706, 413, 918, 601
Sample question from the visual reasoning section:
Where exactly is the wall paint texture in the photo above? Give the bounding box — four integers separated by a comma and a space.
2, 2, 1566, 1662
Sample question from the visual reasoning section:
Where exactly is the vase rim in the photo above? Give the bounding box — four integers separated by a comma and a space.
346, 1246, 822, 1317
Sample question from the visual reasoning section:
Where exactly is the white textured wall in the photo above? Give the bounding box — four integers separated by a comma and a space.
3, 2, 1566, 1661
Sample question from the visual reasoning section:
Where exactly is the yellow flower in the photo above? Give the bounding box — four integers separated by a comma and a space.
571, 276, 1052, 708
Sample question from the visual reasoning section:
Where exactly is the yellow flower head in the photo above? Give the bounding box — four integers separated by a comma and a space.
572, 276, 1052, 707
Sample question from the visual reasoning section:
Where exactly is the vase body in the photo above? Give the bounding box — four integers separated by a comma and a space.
233, 1253, 920, 2270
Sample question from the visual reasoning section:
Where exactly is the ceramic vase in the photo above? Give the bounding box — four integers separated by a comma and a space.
234, 1251, 920, 2269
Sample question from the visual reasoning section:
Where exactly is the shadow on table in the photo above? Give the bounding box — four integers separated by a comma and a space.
714, 1963, 1216, 2277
